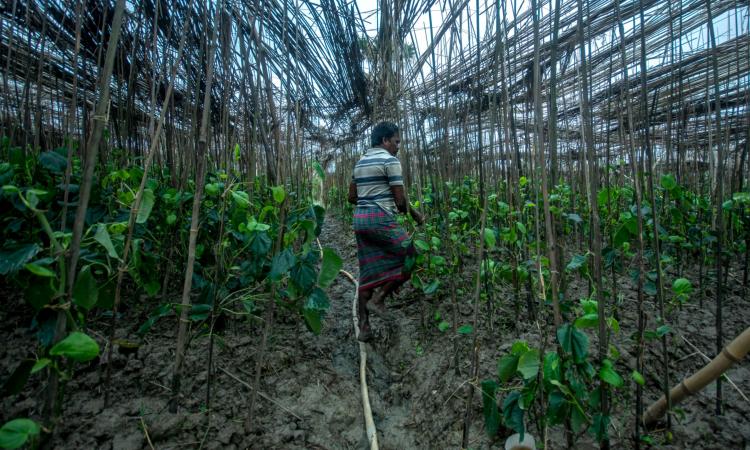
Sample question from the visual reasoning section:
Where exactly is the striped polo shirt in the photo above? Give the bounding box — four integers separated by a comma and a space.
352, 147, 404, 214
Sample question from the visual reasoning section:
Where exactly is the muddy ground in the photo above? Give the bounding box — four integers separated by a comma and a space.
1, 215, 749, 449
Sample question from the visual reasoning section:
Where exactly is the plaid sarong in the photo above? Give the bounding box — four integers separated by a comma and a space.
353, 206, 414, 293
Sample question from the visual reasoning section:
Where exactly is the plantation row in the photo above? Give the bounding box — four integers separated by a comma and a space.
1, 140, 749, 447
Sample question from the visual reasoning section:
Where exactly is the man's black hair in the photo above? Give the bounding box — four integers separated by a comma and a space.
371, 122, 399, 147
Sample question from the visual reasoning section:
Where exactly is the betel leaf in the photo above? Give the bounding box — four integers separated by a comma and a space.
590, 413, 611, 442
0, 360, 34, 398
557, 324, 589, 363
518, 349, 540, 380
305, 287, 330, 311
502, 391, 525, 438
457, 324, 473, 335
72, 265, 98, 310
574, 313, 599, 329
136, 189, 155, 224
271, 185, 285, 204
481, 380, 500, 437
249, 231, 272, 257
599, 359, 623, 387
631, 370, 645, 386
30, 359, 51, 374
437, 321, 451, 332
313, 160, 325, 180
543, 352, 561, 384
414, 239, 430, 251
566, 254, 588, 272
39, 150, 67, 173
0, 418, 41, 449
483, 228, 496, 250
24, 263, 56, 278
423, 279, 440, 295
672, 278, 692, 295
660, 173, 677, 191
24, 278, 54, 311
94, 224, 119, 259
318, 248, 342, 288
49, 332, 100, 362
303, 308, 322, 334
231, 190, 250, 209
497, 355, 519, 382
269, 249, 295, 281
0, 244, 40, 275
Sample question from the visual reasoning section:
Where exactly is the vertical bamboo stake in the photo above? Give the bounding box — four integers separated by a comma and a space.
171, 0, 220, 413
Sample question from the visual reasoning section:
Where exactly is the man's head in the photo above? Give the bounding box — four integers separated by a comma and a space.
371, 121, 400, 156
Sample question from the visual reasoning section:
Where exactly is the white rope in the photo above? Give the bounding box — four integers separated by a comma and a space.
340, 269, 379, 450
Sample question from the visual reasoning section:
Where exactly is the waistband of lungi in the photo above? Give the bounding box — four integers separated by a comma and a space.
353, 206, 392, 219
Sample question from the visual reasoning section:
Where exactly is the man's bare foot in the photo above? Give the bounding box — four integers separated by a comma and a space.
366, 291, 388, 316
357, 323, 374, 342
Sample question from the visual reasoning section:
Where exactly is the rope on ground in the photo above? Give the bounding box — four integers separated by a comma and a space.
340, 269, 379, 450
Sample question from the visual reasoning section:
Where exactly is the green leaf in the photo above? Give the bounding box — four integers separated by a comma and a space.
660, 174, 677, 191
49, 332, 100, 362
423, 279, 440, 295
313, 160, 325, 179
94, 224, 119, 259
574, 313, 599, 328
318, 248, 342, 288
72, 266, 98, 310
24, 278, 54, 311
0, 244, 41, 275
566, 254, 588, 272
516, 221, 527, 235
249, 231, 272, 257
672, 278, 692, 296
269, 249, 296, 281
136, 189, 155, 224
305, 287, 330, 311
1, 361, 34, 398
481, 380, 500, 437
231, 190, 250, 209
518, 349, 540, 380
631, 370, 645, 386
497, 355, 519, 382
571, 404, 588, 433
166, 213, 177, 225
590, 413, 611, 442
656, 324, 671, 337
39, 150, 67, 173
24, 263, 56, 278
543, 352, 561, 384
511, 341, 531, 356
0, 418, 41, 449
303, 308, 322, 334
271, 185, 286, 204
189, 304, 211, 321
30, 359, 51, 374
414, 240, 430, 251
502, 392, 525, 437
557, 324, 589, 363
483, 228, 496, 250
566, 213, 583, 224
437, 321, 451, 332
599, 360, 623, 387
457, 324, 473, 335
205, 183, 220, 196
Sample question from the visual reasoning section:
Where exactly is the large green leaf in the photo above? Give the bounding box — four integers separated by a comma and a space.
271, 185, 286, 204
303, 308, 322, 334
566, 254, 588, 272
574, 313, 599, 329
72, 266, 98, 310
313, 160, 325, 180
0, 244, 40, 275
231, 190, 250, 209
672, 278, 692, 296
599, 360, 623, 387
1, 360, 34, 398
305, 287, 330, 312
483, 228, 496, 250
24, 278, 54, 311
557, 324, 589, 363
518, 349, 540, 380
0, 418, 40, 449
318, 248, 342, 288
660, 174, 677, 191
39, 150, 67, 173
269, 249, 295, 281
94, 224, 119, 259
543, 352, 561, 384
250, 231, 272, 257
502, 392, 525, 438
136, 189, 155, 224
497, 355, 519, 382
49, 332, 99, 362
481, 380, 500, 437
24, 262, 56, 278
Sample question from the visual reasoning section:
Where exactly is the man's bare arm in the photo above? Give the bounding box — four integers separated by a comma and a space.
348, 181, 358, 205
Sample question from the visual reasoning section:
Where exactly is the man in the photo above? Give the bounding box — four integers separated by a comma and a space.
348, 121, 424, 342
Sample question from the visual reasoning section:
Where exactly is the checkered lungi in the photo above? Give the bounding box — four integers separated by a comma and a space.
353, 206, 414, 293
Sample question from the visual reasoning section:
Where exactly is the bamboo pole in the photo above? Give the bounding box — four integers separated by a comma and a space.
643, 327, 750, 426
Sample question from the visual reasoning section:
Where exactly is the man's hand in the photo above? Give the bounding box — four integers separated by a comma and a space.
409, 206, 425, 225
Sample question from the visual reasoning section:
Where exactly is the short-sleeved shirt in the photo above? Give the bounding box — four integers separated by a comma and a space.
352, 147, 404, 214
